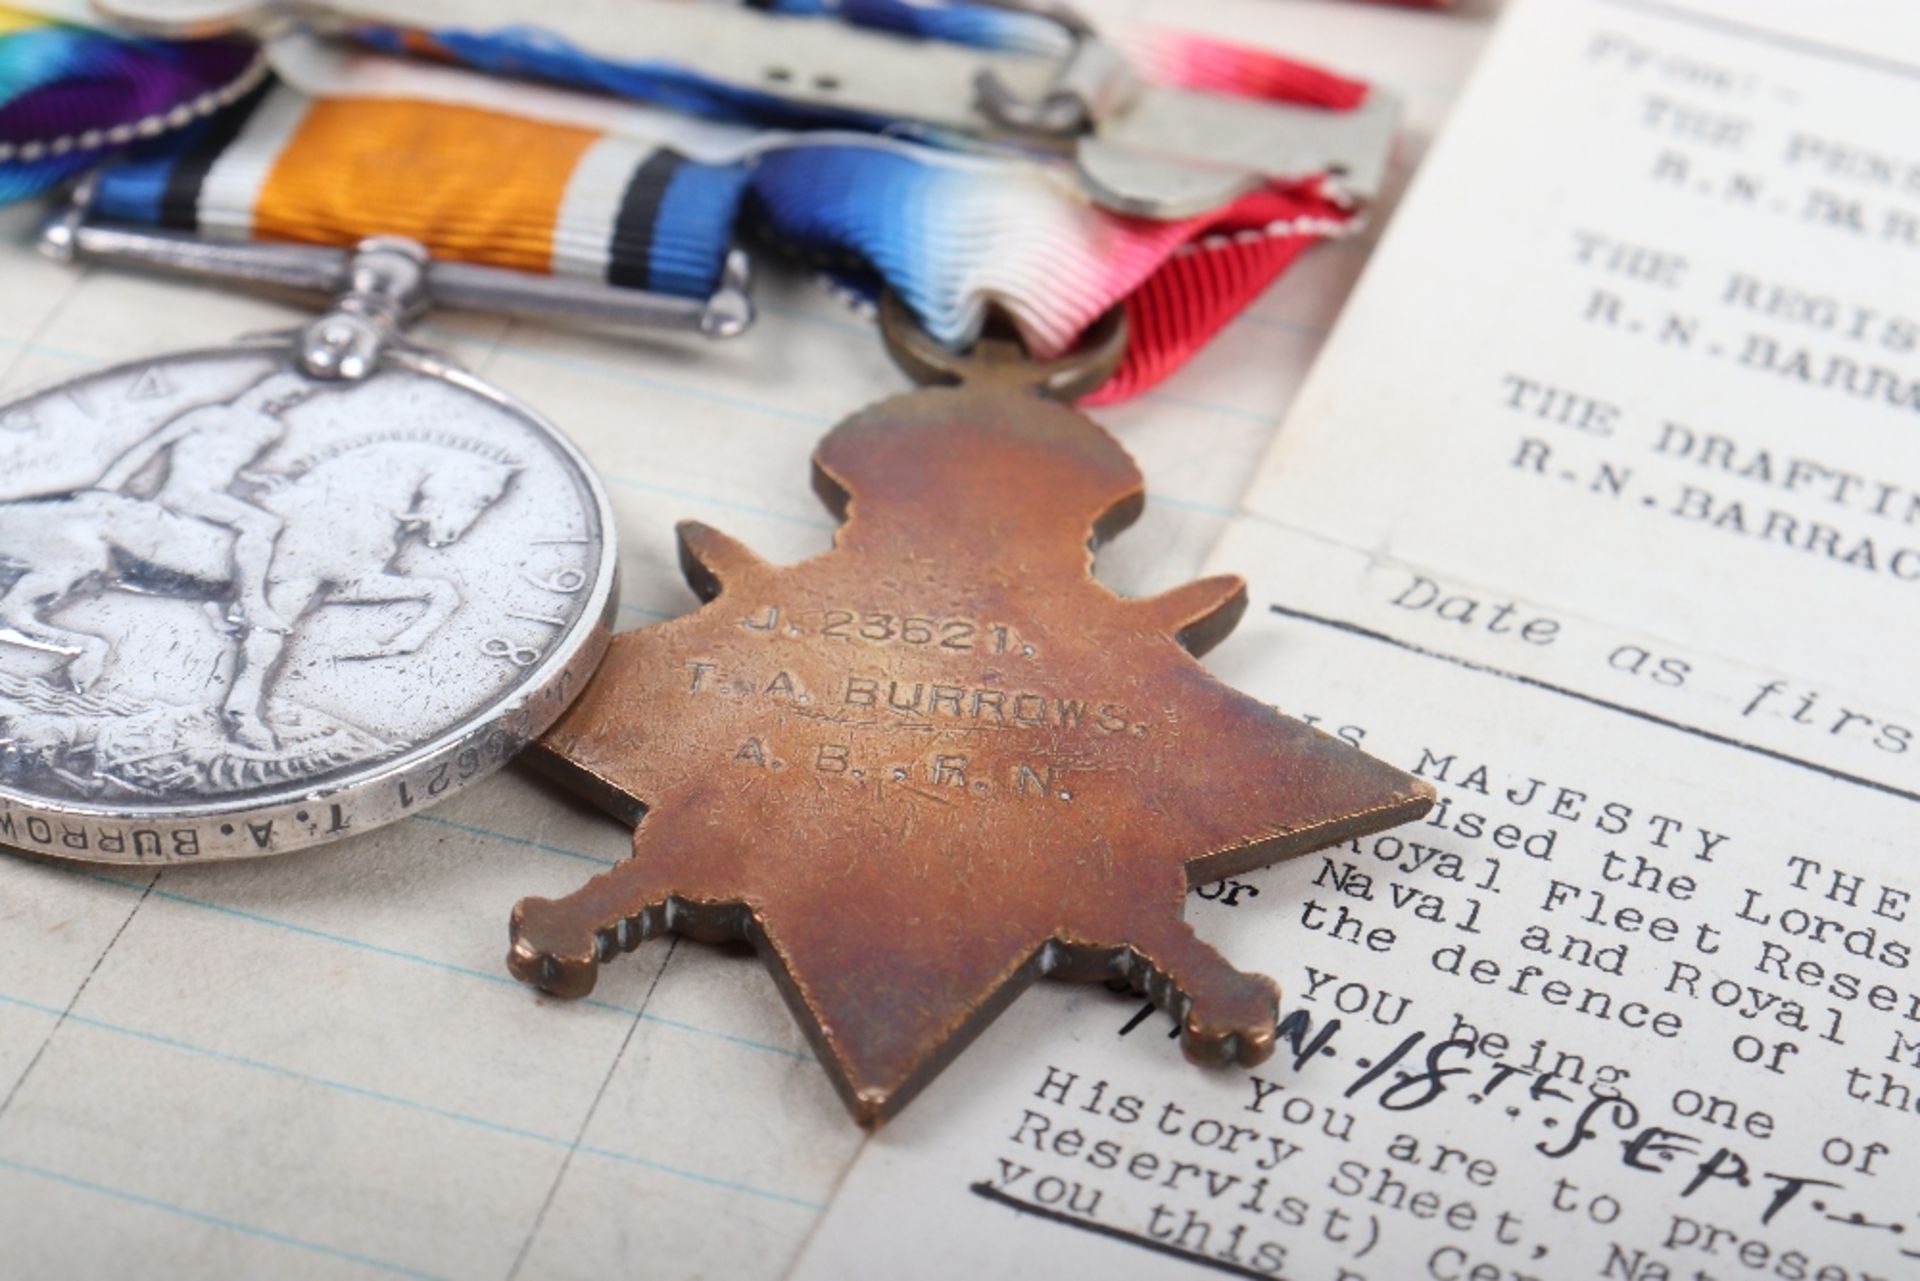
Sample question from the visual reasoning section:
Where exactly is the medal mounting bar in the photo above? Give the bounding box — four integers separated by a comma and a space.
93, 0, 1399, 219
39, 192, 756, 339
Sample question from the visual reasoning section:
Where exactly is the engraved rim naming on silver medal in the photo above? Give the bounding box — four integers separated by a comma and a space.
0, 241, 617, 863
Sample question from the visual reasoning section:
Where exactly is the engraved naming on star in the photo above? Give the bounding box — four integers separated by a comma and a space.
506, 352, 1432, 1124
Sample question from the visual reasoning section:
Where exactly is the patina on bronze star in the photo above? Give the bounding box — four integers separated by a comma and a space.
508, 300, 1434, 1125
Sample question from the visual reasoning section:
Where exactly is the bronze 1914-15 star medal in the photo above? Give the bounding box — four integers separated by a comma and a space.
509, 299, 1434, 1124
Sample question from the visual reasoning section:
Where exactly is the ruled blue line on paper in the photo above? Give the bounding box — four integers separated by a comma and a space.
600, 472, 838, 532
0, 1152, 448, 1281
73, 871, 811, 1063
1147, 493, 1237, 519
409, 813, 617, 868
0, 333, 97, 365
440, 327, 840, 430
0, 991, 827, 1212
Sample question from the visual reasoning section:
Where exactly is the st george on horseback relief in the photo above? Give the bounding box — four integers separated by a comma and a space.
0, 349, 598, 804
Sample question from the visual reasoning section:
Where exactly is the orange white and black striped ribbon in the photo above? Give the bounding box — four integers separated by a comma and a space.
95, 83, 749, 298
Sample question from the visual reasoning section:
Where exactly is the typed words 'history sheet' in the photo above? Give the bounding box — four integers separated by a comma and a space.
790, 2, 1920, 1280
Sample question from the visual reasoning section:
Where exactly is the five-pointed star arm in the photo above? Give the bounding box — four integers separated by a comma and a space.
1131, 574, 1248, 656
676, 519, 767, 601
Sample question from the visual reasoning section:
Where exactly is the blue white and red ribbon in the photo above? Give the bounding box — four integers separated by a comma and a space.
47, 2, 1381, 401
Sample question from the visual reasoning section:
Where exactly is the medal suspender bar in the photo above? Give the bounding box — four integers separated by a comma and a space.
67, 0, 1395, 403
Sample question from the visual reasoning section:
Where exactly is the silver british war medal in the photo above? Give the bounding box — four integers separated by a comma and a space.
0, 205, 745, 864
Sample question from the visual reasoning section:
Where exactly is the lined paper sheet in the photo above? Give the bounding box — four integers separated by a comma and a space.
0, 2, 1496, 1276
790, 2, 1920, 1279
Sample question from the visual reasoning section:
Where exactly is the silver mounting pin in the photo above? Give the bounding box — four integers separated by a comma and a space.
38, 191, 755, 341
